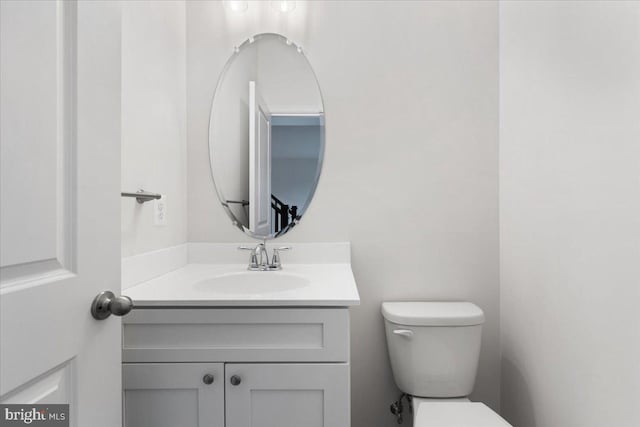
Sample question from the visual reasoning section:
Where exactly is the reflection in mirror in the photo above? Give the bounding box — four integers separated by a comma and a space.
270, 114, 323, 235
209, 33, 324, 239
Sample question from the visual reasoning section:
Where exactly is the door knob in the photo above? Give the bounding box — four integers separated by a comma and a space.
230, 375, 242, 386
203, 374, 214, 385
91, 291, 133, 320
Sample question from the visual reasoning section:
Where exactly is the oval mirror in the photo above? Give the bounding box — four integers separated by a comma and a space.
209, 33, 324, 239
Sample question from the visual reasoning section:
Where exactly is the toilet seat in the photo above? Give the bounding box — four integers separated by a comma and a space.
414, 400, 512, 427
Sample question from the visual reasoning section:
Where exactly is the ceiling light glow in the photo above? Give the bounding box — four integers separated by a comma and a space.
225, 1, 248, 13
271, 1, 296, 13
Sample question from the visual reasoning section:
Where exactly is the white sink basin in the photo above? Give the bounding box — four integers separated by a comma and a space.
193, 271, 310, 295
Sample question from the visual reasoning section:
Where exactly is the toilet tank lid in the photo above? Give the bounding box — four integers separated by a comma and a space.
381, 302, 485, 326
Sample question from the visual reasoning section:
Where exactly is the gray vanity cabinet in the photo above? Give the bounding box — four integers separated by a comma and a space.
225, 364, 349, 427
123, 363, 224, 427
122, 308, 351, 427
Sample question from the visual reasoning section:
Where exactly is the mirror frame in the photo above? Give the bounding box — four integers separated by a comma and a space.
208, 33, 325, 240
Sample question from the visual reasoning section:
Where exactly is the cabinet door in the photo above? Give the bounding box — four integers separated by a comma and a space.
225, 364, 349, 427
123, 363, 224, 427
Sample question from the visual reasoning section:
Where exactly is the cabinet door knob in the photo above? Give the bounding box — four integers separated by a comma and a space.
203, 374, 214, 385
230, 375, 242, 386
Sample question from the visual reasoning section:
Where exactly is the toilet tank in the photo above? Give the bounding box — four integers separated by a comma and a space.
382, 302, 484, 398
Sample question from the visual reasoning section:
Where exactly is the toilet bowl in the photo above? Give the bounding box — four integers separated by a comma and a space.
382, 301, 511, 427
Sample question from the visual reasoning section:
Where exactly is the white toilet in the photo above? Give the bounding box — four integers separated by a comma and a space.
382, 301, 512, 426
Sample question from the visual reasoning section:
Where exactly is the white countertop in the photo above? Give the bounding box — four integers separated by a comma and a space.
126, 263, 360, 307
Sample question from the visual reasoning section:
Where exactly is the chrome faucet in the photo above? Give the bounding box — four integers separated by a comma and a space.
239, 243, 291, 271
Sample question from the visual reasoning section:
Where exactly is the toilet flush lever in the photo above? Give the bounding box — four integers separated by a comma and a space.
393, 329, 414, 338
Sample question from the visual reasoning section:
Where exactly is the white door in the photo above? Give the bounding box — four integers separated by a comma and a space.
225, 364, 350, 427
248, 81, 271, 236
0, 1, 123, 426
123, 363, 224, 427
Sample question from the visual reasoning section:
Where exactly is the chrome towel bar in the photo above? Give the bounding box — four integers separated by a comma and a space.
121, 190, 162, 204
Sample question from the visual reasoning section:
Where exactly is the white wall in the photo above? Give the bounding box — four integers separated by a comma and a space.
187, 2, 500, 425
499, 2, 640, 426
121, 1, 187, 257
256, 35, 324, 113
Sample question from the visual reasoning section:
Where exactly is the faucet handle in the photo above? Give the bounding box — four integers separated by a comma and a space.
238, 246, 259, 268
271, 246, 292, 268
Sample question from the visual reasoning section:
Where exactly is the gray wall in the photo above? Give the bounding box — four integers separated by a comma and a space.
499, 2, 640, 427
186, 2, 499, 426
